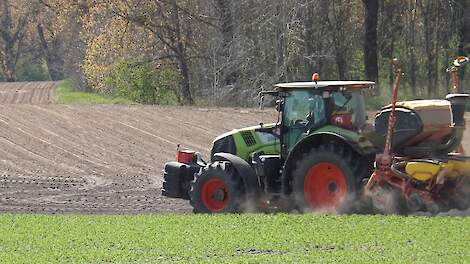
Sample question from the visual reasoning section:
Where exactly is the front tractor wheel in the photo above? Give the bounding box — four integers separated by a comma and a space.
189, 161, 245, 213
292, 145, 358, 213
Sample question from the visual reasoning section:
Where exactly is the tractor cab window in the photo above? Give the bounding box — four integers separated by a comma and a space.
331, 91, 366, 130
282, 90, 326, 151
283, 90, 326, 128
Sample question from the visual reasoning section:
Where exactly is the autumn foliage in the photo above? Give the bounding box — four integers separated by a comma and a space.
0, 0, 468, 105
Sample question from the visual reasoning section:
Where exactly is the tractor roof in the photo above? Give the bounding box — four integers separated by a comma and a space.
275, 81, 375, 91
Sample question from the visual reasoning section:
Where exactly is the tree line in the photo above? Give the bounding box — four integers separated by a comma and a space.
0, 0, 469, 105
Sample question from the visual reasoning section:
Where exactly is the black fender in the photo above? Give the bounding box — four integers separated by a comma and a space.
213, 153, 260, 198
282, 132, 372, 195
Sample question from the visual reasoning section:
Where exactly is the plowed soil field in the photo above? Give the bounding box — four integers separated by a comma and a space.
0, 82, 276, 213
0, 81, 56, 104
0, 82, 469, 215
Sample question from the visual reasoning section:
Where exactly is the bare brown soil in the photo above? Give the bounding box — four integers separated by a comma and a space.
0, 81, 56, 104
0, 82, 469, 215
0, 82, 277, 213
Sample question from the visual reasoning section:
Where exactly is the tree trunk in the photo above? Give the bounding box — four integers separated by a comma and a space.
303, 3, 315, 79
37, 24, 63, 81
215, 0, 236, 87
363, 0, 379, 87
457, 0, 470, 84
170, 0, 194, 105
303, 0, 330, 80
175, 48, 193, 105
275, 1, 288, 82
330, 0, 349, 80
0, 0, 17, 82
317, 1, 330, 76
62, 0, 90, 91
334, 46, 348, 80
0, 44, 16, 82
457, 0, 470, 56
406, 0, 417, 96
422, 0, 438, 96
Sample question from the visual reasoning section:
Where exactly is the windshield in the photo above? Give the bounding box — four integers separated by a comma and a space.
283, 90, 326, 127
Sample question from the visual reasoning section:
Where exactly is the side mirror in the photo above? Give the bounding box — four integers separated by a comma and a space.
258, 90, 280, 110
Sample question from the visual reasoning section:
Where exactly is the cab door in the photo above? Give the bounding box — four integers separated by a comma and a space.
281, 90, 326, 155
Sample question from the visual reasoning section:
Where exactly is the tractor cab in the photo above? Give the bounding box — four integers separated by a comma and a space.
272, 81, 373, 154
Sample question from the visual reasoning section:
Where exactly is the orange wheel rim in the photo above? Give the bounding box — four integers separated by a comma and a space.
304, 162, 347, 211
201, 179, 228, 212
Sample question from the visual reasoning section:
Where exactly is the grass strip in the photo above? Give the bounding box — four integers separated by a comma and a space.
54, 80, 135, 105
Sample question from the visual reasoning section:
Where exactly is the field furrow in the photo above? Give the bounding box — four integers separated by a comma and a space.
0, 82, 276, 213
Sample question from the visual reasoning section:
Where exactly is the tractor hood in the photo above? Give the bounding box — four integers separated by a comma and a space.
211, 123, 280, 161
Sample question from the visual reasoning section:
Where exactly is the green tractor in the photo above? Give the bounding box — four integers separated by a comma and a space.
162, 80, 379, 213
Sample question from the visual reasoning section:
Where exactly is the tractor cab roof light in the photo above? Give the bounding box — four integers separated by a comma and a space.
312, 73, 321, 82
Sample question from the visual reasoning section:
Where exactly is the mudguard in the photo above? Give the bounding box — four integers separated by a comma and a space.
213, 153, 260, 198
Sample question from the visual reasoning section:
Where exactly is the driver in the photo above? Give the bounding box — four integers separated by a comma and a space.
308, 94, 326, 128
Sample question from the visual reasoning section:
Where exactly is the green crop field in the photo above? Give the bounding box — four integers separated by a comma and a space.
0, 214, 469, 263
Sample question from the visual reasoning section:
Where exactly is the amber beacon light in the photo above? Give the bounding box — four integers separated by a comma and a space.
312, 73, 320, 82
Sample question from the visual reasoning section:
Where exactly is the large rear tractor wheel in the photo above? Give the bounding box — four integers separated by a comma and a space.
292, 144, 360, 213
189, 161, 246, 213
